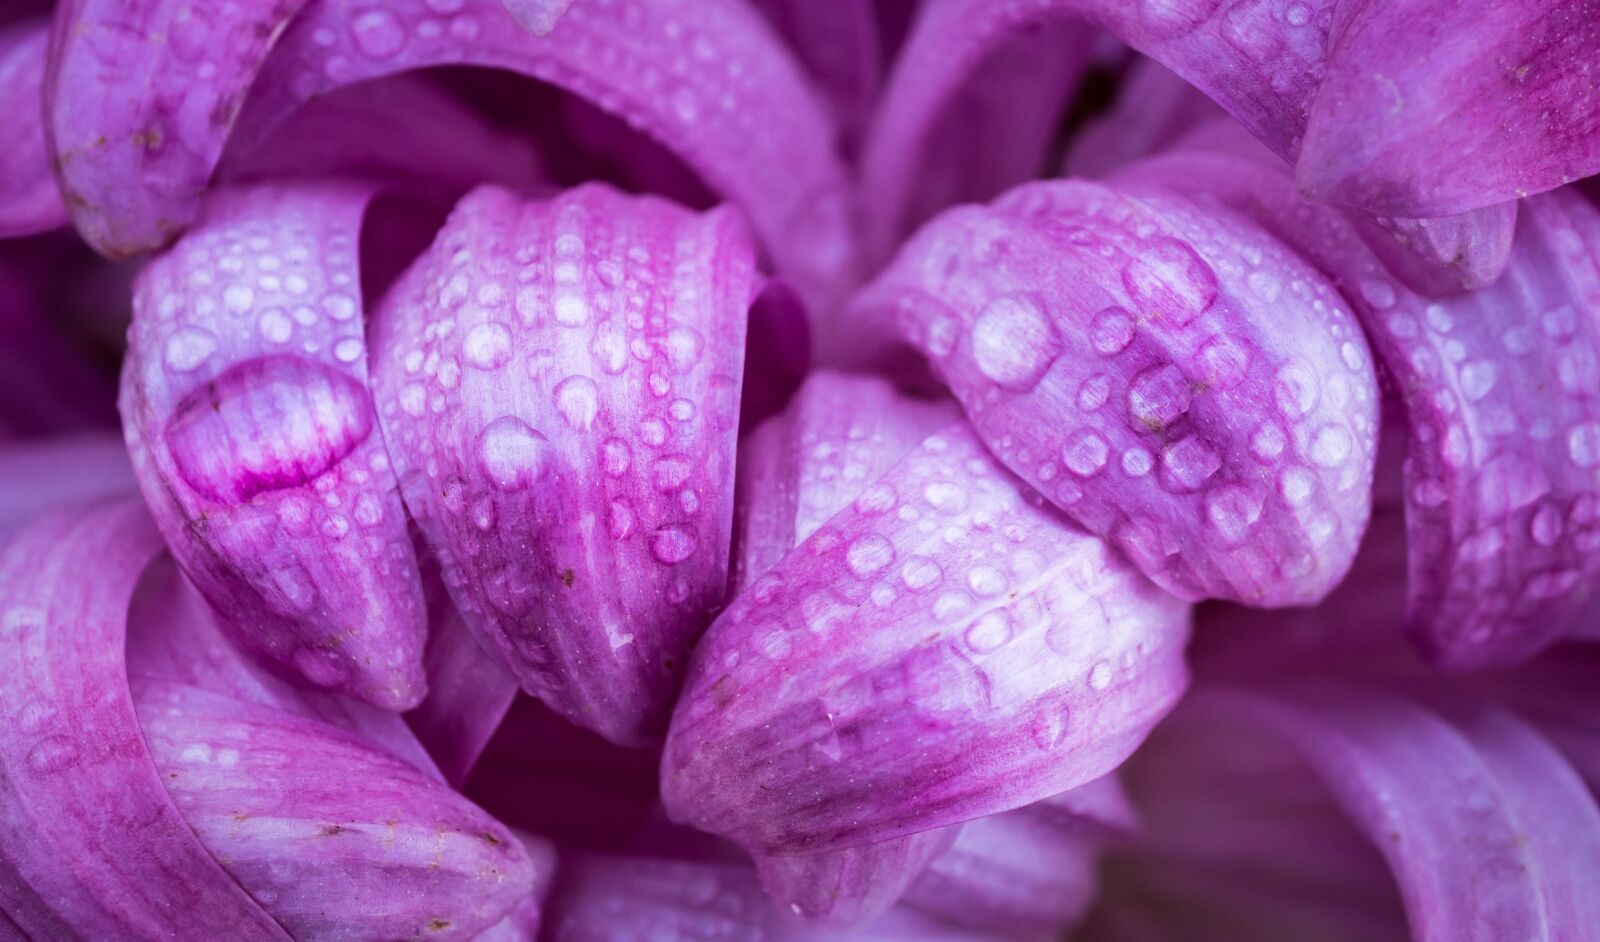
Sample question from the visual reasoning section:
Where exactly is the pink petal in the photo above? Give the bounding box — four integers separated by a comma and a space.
44, 0, 310, 257
1353, 206, 1519, 297
372, 184, 757, 746
0, 19, 66, 237
0, 434, 135, 539
857, 177, 1379, 606
231, 0, 854, 310
663, 377, 1190, 857
121, 180, 429, 708
0, 501, 287, 940
1062, 55, 1225, 181
1297, 0, 1600, 218
1122, 130, 1600, 667
753, 828, 960, 929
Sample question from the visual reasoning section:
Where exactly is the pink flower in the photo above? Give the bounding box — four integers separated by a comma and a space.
1, 1, 1597, 938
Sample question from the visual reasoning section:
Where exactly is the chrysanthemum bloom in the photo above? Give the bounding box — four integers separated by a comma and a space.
1, 1, 1597, 939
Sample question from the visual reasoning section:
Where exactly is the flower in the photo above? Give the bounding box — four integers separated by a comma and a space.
1, 0, 1598, 938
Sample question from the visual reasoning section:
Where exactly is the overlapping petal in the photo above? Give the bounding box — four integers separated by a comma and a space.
0, 434, 134, 539
747, 0, 882, 152
858, 177, 1379, 606
1298, 0, 1600, 218
228, 0, 854, 310
1094, 678, 1600, 941
44, 0, 310, 257
663, 374, 1190, 858
372, 183, 757, 746
0, 18, 66, 237
121, 179, 429, 708
1121, 129, 1600, 667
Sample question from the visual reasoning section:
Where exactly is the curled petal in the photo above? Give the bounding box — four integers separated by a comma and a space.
233, 0, 854, 310
867, 3, 1513, 290
1122, 133, 1600, 667
372, 183, 757, 746
44, 0, 309, 256
664, 387, 1190, 856
406, 585, 520, 787
0, 501, 287, 940
902, 776, 1133, 936
121, 180, 428, 708
1298, 0, 1600, 217
1355, 206, 1518, 297
0, 19, 66, 236
753, 828, 959, 929
1062, 56, 1224, 181
0, 434, 134, 539
1106, 680, 1600, 941
858, 178, 1379, 606
133, 681, 541, 941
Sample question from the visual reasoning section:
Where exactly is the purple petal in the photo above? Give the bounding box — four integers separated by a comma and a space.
406, 581, 520, 788
121, 180, 429, 708
0, 434, 134, 539
0, 501, 287, 940
1297, 0, 1600, 218
903, 777, 1133, 936
663, 378, 1190, 856
748, 0, 883, 152
1354, 206, 1519, 297
1105, 679, 1600, 941
133, 681, 541, 940
0, 19, 66, 237
44, 0, 309, 256
1062, 56, 1225, 181
1122, 131, 1600, 667
372, 183, 757, 746
753, 827, 959, 928
858, 177, 1379, 606
232, 0, 854, 309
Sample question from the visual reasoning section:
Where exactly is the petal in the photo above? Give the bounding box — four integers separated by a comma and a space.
502, 0, 573, 34
371, 183, 757, 746
1061, 55, 1224, 181
1121, 132, 1600, 667
867, 4, 1514, 292
216, 72, 544, 193
1297, 0, 1600, 218
0, 501, 287, 940
1354, 206, 1519, 297
748, 0, 883, 151
231, 0, 854, 310
133, 680, 542, 941
753, 828, 959, 929
1104, 680, 1600, 942
857, 177, 1379, 606
902, 776, 1134, 936
406, 580, 520, 787
663, 384, 1190, 856
120, 179, 429, 708
0, 19, 66, 237
0, 433, 135, 540
44, 0, 310, 257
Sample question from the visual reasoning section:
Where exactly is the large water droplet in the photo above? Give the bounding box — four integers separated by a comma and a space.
1062, 428, 1110, 477
649, 525, 697, 564
1128, 363, 1191, 431
351, 9, 405, 57
970, 294, 1059, 389
1122, 238, 1218, 326
478, 416, 552, 490
1160, 437, 1221, 492
165, 355, 373, 503
463, 322, 512, 370
554, 375, 599, 430
163, 327, 218, 372
846, 534, 894, 576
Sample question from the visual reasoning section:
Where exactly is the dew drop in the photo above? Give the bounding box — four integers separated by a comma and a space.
163, 327, 217, 372
478, 416, 551, 490
1090, 306, 1135, 356
970, 294, 1059, 389
846, 534, 895, 576
351, 9, 405, 57
649, 526, 698, 564
1122, 238, 1218, 325
554, 375, 599, 430
1128, 363, 1191, 431
1062, 428, 1110, 477
463, 322, 512, 370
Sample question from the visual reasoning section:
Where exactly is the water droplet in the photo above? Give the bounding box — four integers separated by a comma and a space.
1530, 500, 1564, 547
666, 327, 703, 368
1359, 278, 1396, 309
1459, 360, 1497, 401
1160, 437, 1221, 491
967, 566, 1006, 596
1274, 363, 1320, 418
553, 375, 599, 430
259, 309, 292, 343
965, 610, 1013, 653
554, 293, 590, 326
970, 294, 1059, 389
639, 416, 668, 447
1251, 422, 1286, 461
1090, 306, 1135, 356
333, 337, 363, 363
26, 736, 76, 775
324, 294, 357, 322
1077, 374, 1111, 411
1121, 446, 1153, 477
223, 283, 255, 313
900, 556, 942, 590
352, 8, 405, 57
1088, 661, 1113, 690
398, 382, 426, 416
463, 322, 512, 369
1062, 428, 1110, 477
649, 526, 697, 564
163, 327, 217, 372
1309, 424, 1353, 467
652, 455, 692, 492
1568, 422, 1600, 468
1206, 485, 1264, 542
1279, 466, 1315, 504
1122, 238, 1218, 325
923, 480, 968, 513
478, 416, 551, 490
1197, 334, 1250, 388
1128, 363, 1191, 431
846, 534, 894, 576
